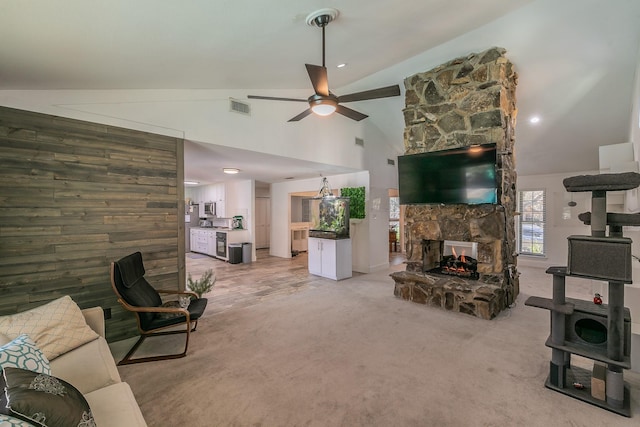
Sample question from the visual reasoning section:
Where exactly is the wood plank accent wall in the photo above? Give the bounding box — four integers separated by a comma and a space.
0, 106, 185, 342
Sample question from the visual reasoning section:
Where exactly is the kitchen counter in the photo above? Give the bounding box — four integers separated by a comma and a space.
190, 228, 250, 261
194, 227, 245, 231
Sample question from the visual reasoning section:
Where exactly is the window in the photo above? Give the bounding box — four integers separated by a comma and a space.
389, 197, 400, 221
518, 190, 545, 256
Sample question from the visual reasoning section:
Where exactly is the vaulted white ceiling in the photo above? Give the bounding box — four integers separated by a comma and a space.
1, 0, 640, 182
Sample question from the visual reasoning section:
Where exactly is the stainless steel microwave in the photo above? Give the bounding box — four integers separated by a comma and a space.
204, 202, 216, 216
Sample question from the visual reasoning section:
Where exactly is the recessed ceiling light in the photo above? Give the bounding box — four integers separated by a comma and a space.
184, 180, 200, 185
223, 168, 240, 174
337, 63, 347, 68
529, 116, 541, 124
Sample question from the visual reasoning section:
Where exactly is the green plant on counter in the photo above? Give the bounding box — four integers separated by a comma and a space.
340, 187, 365, 219
187, 268, 216, 298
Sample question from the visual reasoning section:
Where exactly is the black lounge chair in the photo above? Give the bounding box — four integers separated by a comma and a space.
110, 251, 208, 365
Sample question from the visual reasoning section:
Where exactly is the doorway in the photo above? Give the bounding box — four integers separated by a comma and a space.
389, 189, 402, 253
255, 197, 271, 249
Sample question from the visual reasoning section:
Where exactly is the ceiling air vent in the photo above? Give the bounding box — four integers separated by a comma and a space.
229, 98, 251, 116
355, 137, 364, 147
387, 158, 395, 166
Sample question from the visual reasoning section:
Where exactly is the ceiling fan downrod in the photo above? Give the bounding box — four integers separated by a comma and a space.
313, 14, 332, 68
307, 9, 337, 67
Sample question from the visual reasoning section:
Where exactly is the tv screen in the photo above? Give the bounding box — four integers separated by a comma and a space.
398, 144, 497, 205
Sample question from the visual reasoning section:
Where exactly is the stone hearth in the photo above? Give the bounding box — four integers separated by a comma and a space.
392, 271, 504, 320
391, 47, 519, 319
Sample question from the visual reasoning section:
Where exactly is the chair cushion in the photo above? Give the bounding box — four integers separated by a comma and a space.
116, 251, 146, 289
113, 254, 164, 330
157, 301, 183, 319
145, 297, 208, 330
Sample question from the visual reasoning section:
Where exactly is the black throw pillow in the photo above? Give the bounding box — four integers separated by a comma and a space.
3, 367, 95, 427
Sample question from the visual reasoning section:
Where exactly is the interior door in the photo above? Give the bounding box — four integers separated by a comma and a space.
255, 197, 270, 249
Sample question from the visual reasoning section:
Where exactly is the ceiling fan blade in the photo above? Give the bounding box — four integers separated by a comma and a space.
288, 109, 313, 122
335, 105, 368, 121
337, 85, 401, 103
305, 64, 329, 97
248, 95, 308, 102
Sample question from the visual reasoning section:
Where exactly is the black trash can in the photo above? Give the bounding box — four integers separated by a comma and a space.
228, 243, 242, 264
242, 242, 252, 263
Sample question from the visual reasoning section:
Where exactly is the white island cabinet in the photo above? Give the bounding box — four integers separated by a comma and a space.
308, 237, 352, 280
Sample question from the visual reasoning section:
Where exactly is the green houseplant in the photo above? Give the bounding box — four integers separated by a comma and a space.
340, 186, 366, 219
187, 268, 216, 298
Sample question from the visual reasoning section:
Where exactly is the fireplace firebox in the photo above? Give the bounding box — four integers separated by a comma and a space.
422, 240, 480, 280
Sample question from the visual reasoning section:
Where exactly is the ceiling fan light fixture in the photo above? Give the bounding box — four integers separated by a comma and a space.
311, 102, 337, 116
309, 96, 338, 116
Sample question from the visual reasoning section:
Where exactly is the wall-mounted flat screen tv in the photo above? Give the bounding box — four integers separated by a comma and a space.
398, 144, 497, 205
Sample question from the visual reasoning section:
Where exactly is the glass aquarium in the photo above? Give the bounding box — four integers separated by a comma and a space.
309, 197, 350, 239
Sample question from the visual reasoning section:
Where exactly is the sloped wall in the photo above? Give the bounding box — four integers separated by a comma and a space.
0, 106, 185, 341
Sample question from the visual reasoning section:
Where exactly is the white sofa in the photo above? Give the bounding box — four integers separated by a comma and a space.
51, 306, 147, 426
1, 305, 146, 427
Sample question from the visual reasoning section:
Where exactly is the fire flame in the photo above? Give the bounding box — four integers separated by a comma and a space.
444, 246, 469, 274
451, 246, 466, 263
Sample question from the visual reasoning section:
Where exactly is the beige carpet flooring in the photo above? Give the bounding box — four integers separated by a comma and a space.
111, 252, 640, 426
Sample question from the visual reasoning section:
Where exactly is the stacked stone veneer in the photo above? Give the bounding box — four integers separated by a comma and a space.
391, 47, 519, 319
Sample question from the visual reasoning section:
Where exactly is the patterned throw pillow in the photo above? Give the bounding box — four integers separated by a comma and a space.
0, 296, 98, 360
0, 414, 36, 426
1, 370, 35, 426
0, 335, 50, 376
0, 332, 11, 346
2, 367, 95, 427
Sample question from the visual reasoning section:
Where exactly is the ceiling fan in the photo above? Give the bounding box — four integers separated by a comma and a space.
248, 8, 401, 122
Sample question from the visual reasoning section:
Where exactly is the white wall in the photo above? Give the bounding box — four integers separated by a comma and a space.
226, 180, 255, 261
0, 89, 370, 172
518, 171, 640, 282
631, 46, 640, 152
517, 171, 594, 269
270, 171, 386, 273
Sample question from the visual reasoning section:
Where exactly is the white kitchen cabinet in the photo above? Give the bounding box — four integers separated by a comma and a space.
308, 237, 352, 280
216, 200, 226, 218
190, 229, 209, 254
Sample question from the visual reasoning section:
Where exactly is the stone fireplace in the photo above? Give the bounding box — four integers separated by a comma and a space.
391, 47, 519, 319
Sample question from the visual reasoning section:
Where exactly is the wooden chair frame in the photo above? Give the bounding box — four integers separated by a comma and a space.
110, 262, 200, 366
